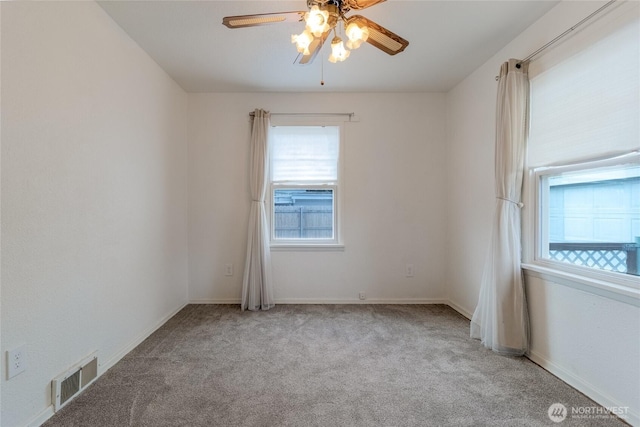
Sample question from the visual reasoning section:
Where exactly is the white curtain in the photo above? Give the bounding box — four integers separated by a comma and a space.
471, 59, 530, 356
241, 109, 275, 311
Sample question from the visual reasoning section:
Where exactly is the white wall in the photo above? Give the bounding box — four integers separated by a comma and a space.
188, 92, 447, 304
1, 2, 188, 426
445, 1, 640, 424
0, 4, 3, 426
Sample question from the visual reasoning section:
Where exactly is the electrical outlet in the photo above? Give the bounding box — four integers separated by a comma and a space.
224, 263, 233, 276
359, 292, 366, 300
405, 264, 415, 277
7, 344, 27, 379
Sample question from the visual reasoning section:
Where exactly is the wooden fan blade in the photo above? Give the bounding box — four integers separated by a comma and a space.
222, 11, 304, 29
347, 15, 409, 55
342, 0, 386, 11
294, 31, 331, 65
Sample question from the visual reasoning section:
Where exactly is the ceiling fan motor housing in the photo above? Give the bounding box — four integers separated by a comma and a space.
308, 1, 340, 29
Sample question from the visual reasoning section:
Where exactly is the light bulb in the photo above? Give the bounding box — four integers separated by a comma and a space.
328, 36, 350, 63
291, 29, 314, 55
346, 22, 369, 50
305, 6, 330, 37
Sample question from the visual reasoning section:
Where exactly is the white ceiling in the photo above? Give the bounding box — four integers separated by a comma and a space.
97, 0, 559, 93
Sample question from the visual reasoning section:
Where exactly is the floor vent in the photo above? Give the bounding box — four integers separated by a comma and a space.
52, 353, 98, 411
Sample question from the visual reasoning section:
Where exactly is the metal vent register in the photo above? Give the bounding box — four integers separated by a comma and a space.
52, 353, 98, 410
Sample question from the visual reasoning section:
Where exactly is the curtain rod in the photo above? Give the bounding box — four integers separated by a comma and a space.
249, 112, 354, 118
521, 0, 618, 64
495, 0, 618, 80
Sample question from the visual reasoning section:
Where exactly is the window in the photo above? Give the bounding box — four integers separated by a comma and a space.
269, 124, 342, 247
534, 154, 640, 277
525, 4, 639, 291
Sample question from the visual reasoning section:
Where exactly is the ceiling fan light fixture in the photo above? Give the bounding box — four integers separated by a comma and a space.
328, 36, 350, 63
222, 1, 410, 66
345, 21, 369, 50
291, 29, 314, 55
305, 5, 330, 37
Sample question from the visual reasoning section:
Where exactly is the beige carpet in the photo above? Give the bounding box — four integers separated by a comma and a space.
43, 304, 624, 426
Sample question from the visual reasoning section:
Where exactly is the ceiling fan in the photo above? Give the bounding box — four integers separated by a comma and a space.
222, 0, 409, 65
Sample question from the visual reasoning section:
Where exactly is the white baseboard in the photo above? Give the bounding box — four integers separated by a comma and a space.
446, 300, 473, 320
189, 298, 449, 305
189, 298, 240, 304
277, 298, 448, 304
30, 301, 188, 427
100, 301, 188, 373
26, 407, 54, 427
527, 349, 639, 426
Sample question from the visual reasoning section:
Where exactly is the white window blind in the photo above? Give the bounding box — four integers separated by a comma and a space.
528, 4, 639, 168
270, 126, 340, 182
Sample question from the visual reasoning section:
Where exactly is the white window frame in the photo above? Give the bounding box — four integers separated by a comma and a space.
271, 184, 338, 246
268, 119, 345, 251
523, 152, 640, 301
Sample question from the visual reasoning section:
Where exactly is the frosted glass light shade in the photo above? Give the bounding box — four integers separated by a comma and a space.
291, 29, 314, 55
305, 6, 330, 37
328, 36, 350, 63
346, 22, 369, 49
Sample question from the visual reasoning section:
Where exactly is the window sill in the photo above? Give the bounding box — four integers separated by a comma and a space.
270, 244, 345, 252
522, 262, 640, 307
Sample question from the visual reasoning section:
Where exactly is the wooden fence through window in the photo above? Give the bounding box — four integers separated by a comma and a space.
274, 206, 333, 239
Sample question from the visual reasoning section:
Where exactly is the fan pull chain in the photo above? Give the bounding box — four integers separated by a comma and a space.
320, 37, 325, 86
